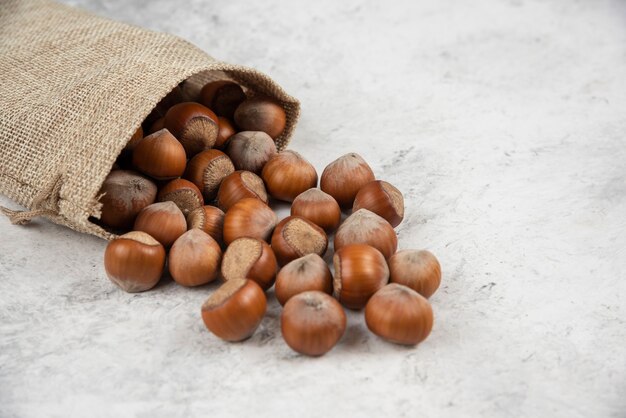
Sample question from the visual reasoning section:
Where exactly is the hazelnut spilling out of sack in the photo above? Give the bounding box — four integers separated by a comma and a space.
100, 78, 443, 356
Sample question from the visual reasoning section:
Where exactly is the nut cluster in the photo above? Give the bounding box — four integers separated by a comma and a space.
100, 78, 444, 357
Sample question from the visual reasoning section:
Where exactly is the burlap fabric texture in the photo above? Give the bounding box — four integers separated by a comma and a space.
0, 0, 300, 240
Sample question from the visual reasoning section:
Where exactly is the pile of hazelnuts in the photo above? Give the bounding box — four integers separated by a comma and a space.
100, 79, 442, 356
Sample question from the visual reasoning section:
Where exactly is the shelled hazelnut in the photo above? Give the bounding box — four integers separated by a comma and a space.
184, 149, 235, 202
262, 151, 318, 202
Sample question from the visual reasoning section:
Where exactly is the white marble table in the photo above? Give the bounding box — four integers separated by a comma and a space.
1, 0, 624, 416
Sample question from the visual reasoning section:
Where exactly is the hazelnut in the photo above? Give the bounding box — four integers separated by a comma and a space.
199, 80, 246, 119
221, 237, 278, 290
216, 170, 268, 211
226, 131, 277, 174
201, 279, 266, 342
132, 128, 187, 180
353, 180, 404, 227
98, 170, 157, 229
147, 117, 165, 135
275, 254, 332, 306
124, 125, 144, 153
164, 102, 219, 156
261, 151, 318, 202
223, 198, 277, 245
388, 250, 441, 298
133, 201, 187, 248
270, 216, 328, 266
281, 291, 346, 356
234, 97, 286, 139
290, 188, 341, 232
186, 205, 225, 245
184, 149, 235, 201
168, 229, 222, 287
104, 231, 165, 293
142, 84, 185, 128
333, 244, 389, 309
365, 283, 433, 345
334, 209, 397, 259
216, 117, 236, 149
157, 178, 204, 216
320, 153, 375, 209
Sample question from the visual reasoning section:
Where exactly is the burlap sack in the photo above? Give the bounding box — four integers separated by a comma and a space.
0, 0, 300, 240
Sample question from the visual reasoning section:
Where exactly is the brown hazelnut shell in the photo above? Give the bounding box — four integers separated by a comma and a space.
216, 117, 236, 149
365, 283, 433, 345
353, 180, 404, 227
226, 131, 277, 174
275, 254, 333, 306
199, 81, 246, 119
186, 205, 225, 245
261, 151, 318, 202
270, 216, 328, 266
184, 149, 235, 202
164, 102, 219, 157
320, 153, 375, 209
133, 201, 187, 248
281, 291, 346, 356
168, 229, 222, 287
157, 178, 204, 216
334, 209, 398, 259
104, 231, 165, 293
98, 170, 157, 229
333, 244, 389, 310
201, 279, 267, 342
388, 250, 442, 298
132, 128, 187, 180
222, 198, 277, 245
234, 97, 286, 139
291, 188, 341, 232
221, 237, 278, 290
216, 170, 268, 211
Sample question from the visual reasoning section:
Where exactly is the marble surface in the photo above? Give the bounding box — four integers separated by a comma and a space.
1, 0, 625, 417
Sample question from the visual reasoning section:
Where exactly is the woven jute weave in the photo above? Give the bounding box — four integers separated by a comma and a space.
0, 0, 300, 240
